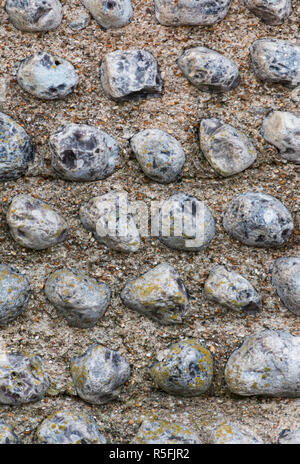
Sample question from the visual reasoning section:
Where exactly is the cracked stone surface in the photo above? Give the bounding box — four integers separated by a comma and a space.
0, 264, 31, 326
81, 0, 133, 29
5, 0, 62, 32
270, 257, 300, 316
278, 427, 300, 444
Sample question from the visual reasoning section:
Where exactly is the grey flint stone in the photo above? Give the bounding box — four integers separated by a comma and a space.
0, 264, 31, 326
244, 0, 292, 25
81, 0, 133, 29
271, 257, 300, 316
6, 0, 62, 32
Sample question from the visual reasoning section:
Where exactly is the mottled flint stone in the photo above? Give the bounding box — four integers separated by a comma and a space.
199, 118, 257, 177
68, 11, 90, 31
204, 264, 262, 314
80, 191, 141, 252
70, 344, 131, 405
17, 52, 78, 100
7, 194, 69, 250
222, 192, 294, 247
0, 352, 49, 405
81, 0, 133, 29
261, 111, 300, 164
100, 49, 163, 101
244, 0, 292, 25
154, 193, 215, 251
134, 419, 201, 444
130, 129, 185, 183
5, 0, 62, 32
154, 0, 231, 26
225, 330, 300, 397
250, 39, 300, 89
271, 257, 300, 316
0, 264, 31, 326
177, 47, 240, 93
0, 111, 34, 181
49, 124, 120, 181
0, 419, 22, 444
44, 268, 111, 328
208, 421, 264, 444
35, 410, 107, 444
121, 263, 189, 324
150, 339, 213, 396
278, 427, 300, 444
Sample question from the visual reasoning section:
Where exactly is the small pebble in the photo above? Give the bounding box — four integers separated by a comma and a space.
70, 344, 131, 405
130, 128, 185, 183
0, 352, 49, 405
222, 192, 294, 247
17, 52, 78, 100
100, 49, 163, 101
270, 257, 300, 316
0, 111, 34, 181
121, 263, 189, 324
177, 47, 240, 92
150, 339, 213, 396
81, 0, 133, 29
49, 123, 120, 181
225, 330, 300, 397
7, 194, 69, 250
35, 409, 107, 444
134, 419, 201, 444
0, 264, 31, 326
204, 264, 262, 314
0, 419, 22, 444
199, 118, 257, 176
250, 39, 300, 88
208, 421, 264, 444
278, 427, 300, 444
244, 0, 292, 25
68, 11, 90, 31
261, 111, 300, 164
5, 0, 62, 32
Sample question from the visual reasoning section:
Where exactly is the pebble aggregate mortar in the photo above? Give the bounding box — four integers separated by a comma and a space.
0, 0, 299, 444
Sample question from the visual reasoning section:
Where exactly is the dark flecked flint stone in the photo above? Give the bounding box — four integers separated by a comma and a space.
244, 0, 292, 25
6, 0, 62, 32
81, 0, 133, 29
271, 257, 300, 316
0, 264, 31, 326
134, 419, 201, 444
0, 419, 22, 444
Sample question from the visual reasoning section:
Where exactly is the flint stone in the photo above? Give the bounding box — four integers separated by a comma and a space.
17, 52, 78, 100
261, 111, 300, 164
150, 339, 213, 396
244, 0, 292, 25
154, 0, 231, 26
222, 192, 294, 247
7, 194, 69, 250
0, 352, 49, 405
134, 419, 201, 444
177, 47, 240, 93
81, 0, 133, 29
225, 330, 300, 397
70, 344, 131, 405
100, 49, 163, 101
208, 421, 264, 444
278, 427, 300, 444
250, 39, 300, 89
5, 0, 62, 32
0, 419, 22, 444
204, 264, 262, 314
130, 129, 185, 183
0, 264, 31, 326
121, 263, 189, 324
49, 123, 120, 181
271, 257, 300, 316
199, 118, 257, 176
68, 11, 90, 31
0, 112, 34, 181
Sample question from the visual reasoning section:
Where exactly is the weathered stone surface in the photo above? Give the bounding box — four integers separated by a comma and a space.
204, 264, 262, 314
271, 257, 300, 316
223, 192, 293, 247
68, 10, 90, 31
278, 427, 300, 444
100, 49, 163, 101
70, 344, 131, 405
0, 264, 31, 326
35, 410, 107, 444
0, 111, 34, 181
7, 194, 69, 250
80, 191, 141, 252
44, 268, 111, 328
0, 419, 22, 444
261, 111, 300, 164
150, 339, 213, 396
121, 263, 189, 324
81, 0, 133, 29
0, 352, 49, 405
177, 47, 240, 92
208, 421, 264, 444
244, 0, 292, 25
17, 52, 78, 100
199, 118, 257, 176
134, 419, 201, 444
6, 0, 62, 32
49, 123, 120, 181
250, 39, 300, 89
130, 129, 185, 183
225, 330, 300, 397
154, 193, 215, 251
